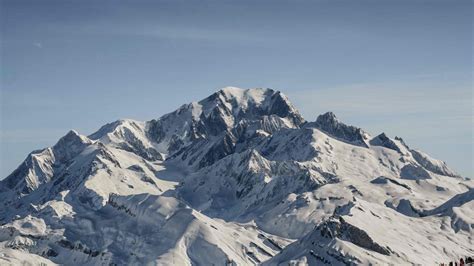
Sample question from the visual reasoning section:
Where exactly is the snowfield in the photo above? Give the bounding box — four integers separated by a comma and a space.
0, 87, 472, 265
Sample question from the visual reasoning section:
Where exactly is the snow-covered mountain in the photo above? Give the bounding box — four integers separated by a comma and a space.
0, 87, 472, 265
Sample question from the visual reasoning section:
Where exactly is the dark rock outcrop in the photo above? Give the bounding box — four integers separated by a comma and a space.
400, 164, 431, 180
318, 216, 391, 255
309, 112, 368, 147
369, 133, 403, 153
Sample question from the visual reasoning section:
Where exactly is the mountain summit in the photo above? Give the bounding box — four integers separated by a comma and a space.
0, 87, 471, 265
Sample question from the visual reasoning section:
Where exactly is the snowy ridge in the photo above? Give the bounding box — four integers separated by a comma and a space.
0, 87, 471, 265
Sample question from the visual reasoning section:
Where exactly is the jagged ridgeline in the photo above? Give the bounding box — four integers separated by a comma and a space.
0, 87, 472, 265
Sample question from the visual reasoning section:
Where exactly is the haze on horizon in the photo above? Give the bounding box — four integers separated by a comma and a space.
1, 0, 472, 178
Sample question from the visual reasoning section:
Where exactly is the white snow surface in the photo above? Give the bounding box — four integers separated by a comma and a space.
0, 87, 472, 265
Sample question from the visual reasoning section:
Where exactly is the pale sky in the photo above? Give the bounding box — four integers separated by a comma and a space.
1, 0, 472, 178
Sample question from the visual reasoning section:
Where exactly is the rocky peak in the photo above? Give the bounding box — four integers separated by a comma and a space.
55, 130, 90, 146
52, 130, 92, 163
148, 87, 304, 156
1, 130, 92, 194
310, 112, 369, 147
369, 133, 402, 153
316, 111, 338, 123
202, 87, 304, 124
89, 119, 138, 141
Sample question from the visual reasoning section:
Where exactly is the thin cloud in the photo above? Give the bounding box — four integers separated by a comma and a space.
48, 20, 268, 44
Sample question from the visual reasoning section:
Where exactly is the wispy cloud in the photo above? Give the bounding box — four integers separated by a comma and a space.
131, 25, 265, 43
45, 19, 268, 44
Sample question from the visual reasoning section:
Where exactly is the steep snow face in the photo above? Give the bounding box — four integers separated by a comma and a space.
89, 119, 164, 161
410, 149, 460, 177
0, 87, 472, 265
1, 130, 93, 194
177, 149, 332, 222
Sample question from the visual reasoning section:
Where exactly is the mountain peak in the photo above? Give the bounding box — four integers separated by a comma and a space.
62, 129, 81, 140
369, 132, 404, 153
310, 112, 369, 147
209, 87, 276, 109
55, 129, 91, 147
317, 111, 338, 122
218, 86, 272, 94
52, 130, 92, 162
65, 129, 79, 136
149, 87, 304, 156
218, 86, 269, 96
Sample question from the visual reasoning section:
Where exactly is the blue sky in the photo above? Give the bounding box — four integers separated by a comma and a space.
1, 0, 472, 178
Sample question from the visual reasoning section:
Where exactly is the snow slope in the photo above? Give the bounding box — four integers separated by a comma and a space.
1, 87, 472, 265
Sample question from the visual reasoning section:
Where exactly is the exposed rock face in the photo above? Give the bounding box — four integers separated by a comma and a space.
148, 88, 304, 151
371, 176, 411, 190
370, 133, 402, 153
197, 131, 237, 168
308, 112, 369, 147
400, 164, 431, 180
53, 130, 92, 163
149, 88, 305, 170
318, 216, 391, 255
389, 199, 421, 217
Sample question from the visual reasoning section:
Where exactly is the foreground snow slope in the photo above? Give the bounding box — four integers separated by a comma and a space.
1, 87, 472, 265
